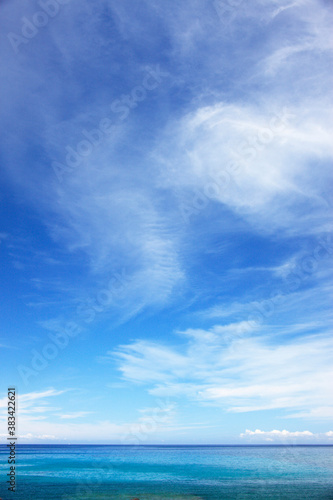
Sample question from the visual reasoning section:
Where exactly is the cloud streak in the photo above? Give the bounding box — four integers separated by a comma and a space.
111, 322, 333, 419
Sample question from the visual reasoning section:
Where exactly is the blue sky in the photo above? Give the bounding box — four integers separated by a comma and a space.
0, 0, 332, 444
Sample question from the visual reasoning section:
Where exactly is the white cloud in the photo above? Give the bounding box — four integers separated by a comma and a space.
112, 324, 333, 419
1, 0, 332, 444
48, 165, 185, 313
0, 388, 181, 443
154, 100, 332, 234
264, 0, 333, 75
18, 433, 57, 441
1, 0, 331, 323
0, 432, 57, 440
1, 3, 185, 317
60, 412, 92, 419
241, 429, 314, 437
0, 389, 65, 410
286, 407, 333, 419
146, 0, 333, 237
270, 2, 300, 21
240, 428, 333, 443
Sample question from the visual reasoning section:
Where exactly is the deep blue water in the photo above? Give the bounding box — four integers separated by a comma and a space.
0, 445, 332, 499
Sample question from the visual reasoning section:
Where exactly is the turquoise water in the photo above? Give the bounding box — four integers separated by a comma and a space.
0, 445, 332, 499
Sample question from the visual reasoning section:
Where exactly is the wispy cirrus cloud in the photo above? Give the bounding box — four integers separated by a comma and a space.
0, 388, 182, 443
154, 100, 332, 233
59, 411, 93, 420
109, 320, 333, 419
0, 389, 65, 410
0, 389, 66, 426
1, 0, 332, 444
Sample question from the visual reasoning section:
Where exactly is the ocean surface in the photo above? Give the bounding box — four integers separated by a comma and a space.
0, 445, 332, 500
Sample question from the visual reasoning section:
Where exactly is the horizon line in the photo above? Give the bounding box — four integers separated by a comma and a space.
2, 443, 333, 447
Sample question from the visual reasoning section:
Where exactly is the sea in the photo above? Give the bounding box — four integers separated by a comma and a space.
0, 445, 332, 499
